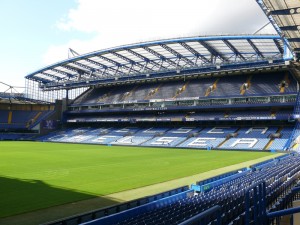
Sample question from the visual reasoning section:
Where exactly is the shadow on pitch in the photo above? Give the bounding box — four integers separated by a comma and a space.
0, 176, 120, 222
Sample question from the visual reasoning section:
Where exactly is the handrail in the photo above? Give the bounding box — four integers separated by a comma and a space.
245, 182, 267, 225
265, 183, 300, 223
292, 185, 300, 193
267, 206, 300, 218
178, 205, 222, 225
43, 185, 188, 225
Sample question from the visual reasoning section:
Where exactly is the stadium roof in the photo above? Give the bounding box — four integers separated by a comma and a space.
26, 35, 291, 90
0, 92, 51, 104
257, 0, 300, 55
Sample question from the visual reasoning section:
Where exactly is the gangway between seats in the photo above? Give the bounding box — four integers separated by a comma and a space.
7, 111, 12, 124
240, 75, 252, 95
279, 73, 290, 94
173, 81, 190, 99
205, 78, 219, 97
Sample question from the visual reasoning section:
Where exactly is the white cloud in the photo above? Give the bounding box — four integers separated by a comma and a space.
43, 0, 276, 65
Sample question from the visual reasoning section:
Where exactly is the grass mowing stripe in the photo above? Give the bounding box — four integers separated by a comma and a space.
0, 141, 275, 217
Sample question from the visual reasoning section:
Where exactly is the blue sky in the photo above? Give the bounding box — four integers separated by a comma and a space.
0, 0, 274, 92
0, 0, 79, 90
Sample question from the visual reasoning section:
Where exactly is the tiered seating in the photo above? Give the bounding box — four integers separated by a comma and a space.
0, 110, 53, 130
219, 127, 278, 150
179, 127, 237, 149
280, 126, 293, 138
164, 127, 201, 136
178, 78, 214, 98
72, 88, 106, 105
267, 127, 293, 150
268, 139, 289, 150
244, 73, 294, 96
199, 127, 239, 137
70, 72, 297, 107
151, 81, 185, 99
134, 127, 170, 136
104, 86, 135, 103
0, 110, 9, 123
237, 126, 278, 138
46, 128, 89, 142
82, 127, 141, 144
85, 135, 123, 144
284, 74, 298, 93
126, 83, 160, 101
40, 127, 138, 144
41, 126, 295, 150
139, 127, 200, 147
84, 154, 300, 225
108, 127, 169, 146
11, 111, 39, 124
209, 76, 246, 97
276, 110, 292, 119
141, 136, 187, 147
110, 136, 152, 145
221, 138, 270, 150
108, 127, 141, 135
179, 137, 225, 149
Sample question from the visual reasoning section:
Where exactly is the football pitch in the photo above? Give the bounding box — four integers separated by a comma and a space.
0, 141, 276, 218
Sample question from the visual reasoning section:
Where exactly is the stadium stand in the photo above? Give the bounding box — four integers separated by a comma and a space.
70, 73, 297, 107
5, 1, 300, 222
41, 125, 295, 151
0, 109, 54, 130
209, 76, 246, 97
76, 154, 300, 225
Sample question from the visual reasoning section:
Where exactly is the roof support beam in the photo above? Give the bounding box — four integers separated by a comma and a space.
286, 38, 300, 42
270, 8, 300, 15
31, 77, 51, 84
41, 72, 63, 81
223, 40, 246, 61
71, 61, 111, 78
159, 44, 195, 66
247, 39, 264, 58
198, 41, 228, 62
293, 48, 300, 52
279, 25, 299, 31
81, 58, 118, 76
51, 68, 75, 78
273, 39, 284, 55
96, 55, 135, 74
110, 52, 146, 73
72, 61, 96, 72
142, 46, 178, 68
126, 49, 167, 70
60, 65, 89, 79
179, 42, 210, 64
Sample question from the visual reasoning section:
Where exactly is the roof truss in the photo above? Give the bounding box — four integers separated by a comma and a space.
26, 35, 287, 89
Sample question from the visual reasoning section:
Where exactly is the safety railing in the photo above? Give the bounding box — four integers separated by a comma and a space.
178, 205, 222, 225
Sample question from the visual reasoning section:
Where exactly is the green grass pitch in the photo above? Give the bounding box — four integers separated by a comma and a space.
0, 141, 274, 218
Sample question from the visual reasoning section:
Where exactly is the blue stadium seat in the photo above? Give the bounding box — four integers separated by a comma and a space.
83, 154, 300, 225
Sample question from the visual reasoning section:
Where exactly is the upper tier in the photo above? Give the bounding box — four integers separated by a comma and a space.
72, 72, 297, 106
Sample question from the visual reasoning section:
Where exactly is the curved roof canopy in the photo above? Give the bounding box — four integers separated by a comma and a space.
257, 0, 300, 54
26, 35, 288, 89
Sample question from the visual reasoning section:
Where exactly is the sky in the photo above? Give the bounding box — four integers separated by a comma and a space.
0, 0, 275, 92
